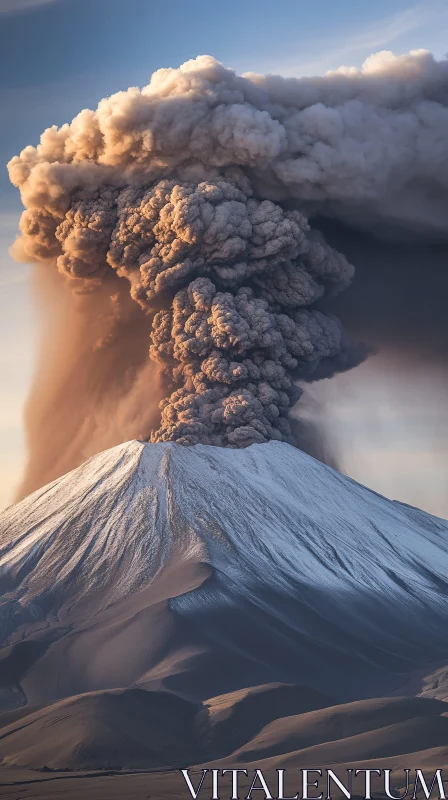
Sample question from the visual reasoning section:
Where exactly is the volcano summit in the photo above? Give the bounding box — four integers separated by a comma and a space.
0, 442, 447, 797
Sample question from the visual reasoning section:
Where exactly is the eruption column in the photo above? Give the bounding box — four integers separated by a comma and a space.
12, 49, 448, 449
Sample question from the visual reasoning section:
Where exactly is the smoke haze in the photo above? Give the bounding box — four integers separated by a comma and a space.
296, 224, 448, 513
17, 269, 161, 497
7, 49, 448, 489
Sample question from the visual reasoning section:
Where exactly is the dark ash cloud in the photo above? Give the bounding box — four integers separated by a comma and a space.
7, 50, 448, 454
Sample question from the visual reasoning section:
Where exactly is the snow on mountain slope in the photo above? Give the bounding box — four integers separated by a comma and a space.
0, 440, 447, 702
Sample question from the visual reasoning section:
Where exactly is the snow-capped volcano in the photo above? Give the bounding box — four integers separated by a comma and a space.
0, 440, 447, 708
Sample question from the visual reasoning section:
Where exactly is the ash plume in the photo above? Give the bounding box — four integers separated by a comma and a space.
16, 269, 162, 497
8, 49, 448, 456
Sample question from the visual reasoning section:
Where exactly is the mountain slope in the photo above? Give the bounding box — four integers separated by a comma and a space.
0, 688, 200, 770
0, 440, 447, 707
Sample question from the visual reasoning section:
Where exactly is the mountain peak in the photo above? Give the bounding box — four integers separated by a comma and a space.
1, 440, 448, 704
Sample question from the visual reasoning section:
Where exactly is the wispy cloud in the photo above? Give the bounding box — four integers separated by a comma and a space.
239, 1, 448, 77
0, 0, 64, 16
313, 4, 433, 70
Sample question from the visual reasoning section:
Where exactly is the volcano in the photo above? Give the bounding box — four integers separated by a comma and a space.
0, 441, 448, 798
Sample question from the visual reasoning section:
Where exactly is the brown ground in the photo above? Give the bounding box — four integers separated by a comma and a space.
0, 686, 447, 799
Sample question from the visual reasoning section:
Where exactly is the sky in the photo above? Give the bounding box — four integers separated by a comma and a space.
1, 0, 447, 514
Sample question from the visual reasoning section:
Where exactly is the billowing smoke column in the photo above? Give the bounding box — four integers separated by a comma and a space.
8, 49, 448, 449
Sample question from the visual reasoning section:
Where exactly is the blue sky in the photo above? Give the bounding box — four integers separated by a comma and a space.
1, 0, 447, 512
1, 0, 448, 204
